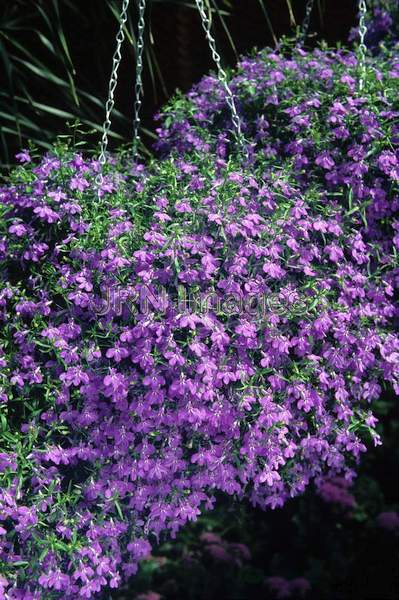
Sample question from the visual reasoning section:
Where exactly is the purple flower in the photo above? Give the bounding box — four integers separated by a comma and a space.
377, 151, 399, 181
315, 151, 335, 170
69, 175, 90, 192
33, 205, 60, 223
9, 222, 28, 237
15, 149, 31, 163
59, 367, 89, 387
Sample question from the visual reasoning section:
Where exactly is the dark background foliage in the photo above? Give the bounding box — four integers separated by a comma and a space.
0, 0, 358, 169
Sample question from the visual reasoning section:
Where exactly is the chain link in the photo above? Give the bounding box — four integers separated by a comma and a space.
132, 0, 146, 159
358, 0, 368, 92
194, 0, 246, 153
97, 0, 131, 174
297, 0, 314, 46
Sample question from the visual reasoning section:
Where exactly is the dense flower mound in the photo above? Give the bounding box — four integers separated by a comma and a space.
156, 45, 399, 226
155, 43, 399, 311
1, 143, 398, 597
0, 45, 398, 598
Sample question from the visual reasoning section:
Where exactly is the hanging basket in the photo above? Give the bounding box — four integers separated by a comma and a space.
0, 1, 398, 598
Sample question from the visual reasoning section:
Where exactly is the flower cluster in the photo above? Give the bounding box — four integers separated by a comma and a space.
199, 532, 251, 566
0, 43, 398, 598
316, 475, 356, 509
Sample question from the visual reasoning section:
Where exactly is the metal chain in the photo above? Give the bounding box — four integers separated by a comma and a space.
132, 0, 146, 159
98, 0, 131, 172
297, 0, 315, 46
358, 0, 368, 92
194, 0, 246, 152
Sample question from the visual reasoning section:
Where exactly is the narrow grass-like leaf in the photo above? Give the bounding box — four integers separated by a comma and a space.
209, 0, 238, 60
285, 0, 296, 25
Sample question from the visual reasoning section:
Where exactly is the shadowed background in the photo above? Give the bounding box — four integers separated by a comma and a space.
0, 0, 358, 168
